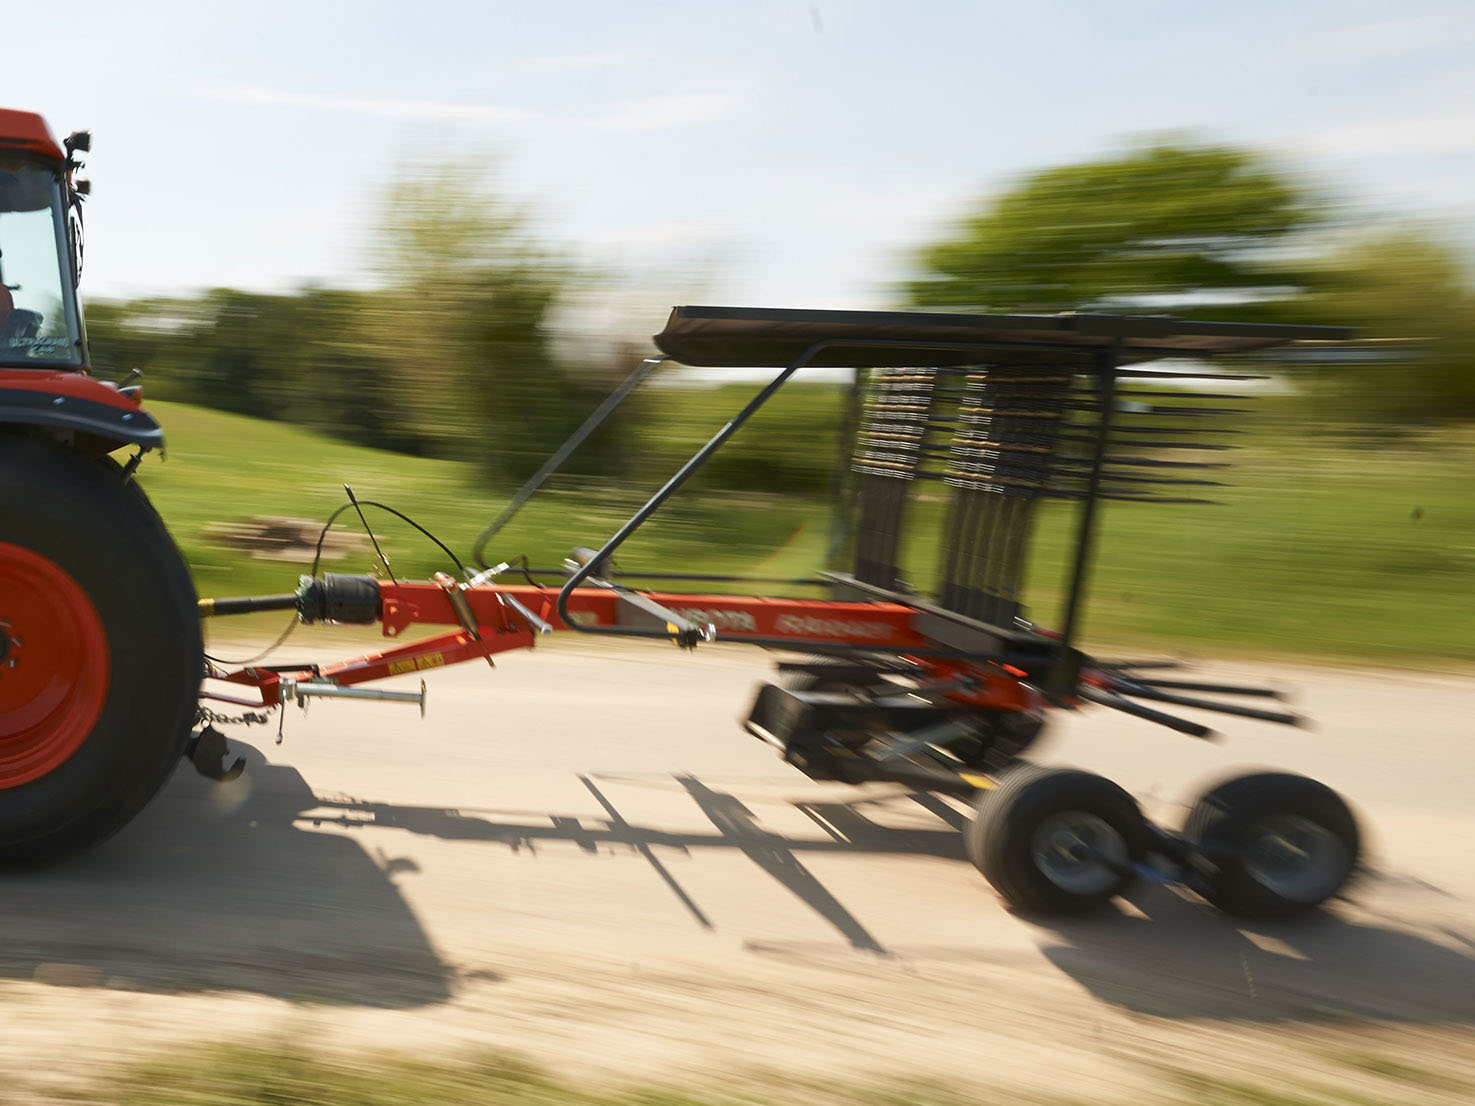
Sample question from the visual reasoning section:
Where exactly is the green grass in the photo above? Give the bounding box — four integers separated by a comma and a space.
894, 420, 1475, 664
70, 1043, 991, 1106
53, 1042, 1465, 1106
137, 400, 829, 602
137, 398, 1475, 665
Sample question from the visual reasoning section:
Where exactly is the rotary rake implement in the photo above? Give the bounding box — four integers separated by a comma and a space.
0, 108, 1360, 917
186, 307, 1359, 919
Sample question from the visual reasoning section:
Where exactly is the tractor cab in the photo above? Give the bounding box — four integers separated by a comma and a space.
0, 109, 85, 369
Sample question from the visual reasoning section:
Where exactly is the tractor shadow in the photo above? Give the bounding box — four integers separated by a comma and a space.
1027, 878, 1475, 1023
0, 742, 452, 1008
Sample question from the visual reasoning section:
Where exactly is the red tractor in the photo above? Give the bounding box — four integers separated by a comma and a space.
0, 110, 201, 860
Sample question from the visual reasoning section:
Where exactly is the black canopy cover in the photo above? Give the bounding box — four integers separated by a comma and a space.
653, 305, 1353, 369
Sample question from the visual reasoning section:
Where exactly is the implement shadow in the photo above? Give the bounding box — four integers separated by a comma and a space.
1033, 882, 1475, 1023
0, 742, 452, 1008
313, 776, 966, 956
676, 774, 886, 954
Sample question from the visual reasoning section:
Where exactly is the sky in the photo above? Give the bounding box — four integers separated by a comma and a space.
8, 0, 1475, 325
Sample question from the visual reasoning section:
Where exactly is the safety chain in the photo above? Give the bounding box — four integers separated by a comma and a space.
196, 705, 274, 728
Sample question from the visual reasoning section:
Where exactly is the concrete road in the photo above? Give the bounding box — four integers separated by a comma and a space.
3, 639, 1473, 1101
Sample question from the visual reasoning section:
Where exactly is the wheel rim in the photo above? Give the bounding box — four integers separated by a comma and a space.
1030, 811, 1129, 897
1241, 813, 1350, 904
0, 542, 110, 789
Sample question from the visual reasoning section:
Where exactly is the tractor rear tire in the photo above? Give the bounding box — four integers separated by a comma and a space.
0, 436, 202, 863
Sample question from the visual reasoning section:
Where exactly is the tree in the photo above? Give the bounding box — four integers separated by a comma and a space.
365, 158, 645, 479
906, 139, 1319, 319
1297, 229, 1475, 422
85, 161, 648, 474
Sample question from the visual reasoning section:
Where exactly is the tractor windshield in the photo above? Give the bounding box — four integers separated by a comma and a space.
0, 156, 82, 367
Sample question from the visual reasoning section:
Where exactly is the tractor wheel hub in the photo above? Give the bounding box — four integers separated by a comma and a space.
0, 542, 110, 789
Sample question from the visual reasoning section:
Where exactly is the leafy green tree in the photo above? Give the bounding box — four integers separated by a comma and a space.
362, 159, 621, 478
907, 140, 1318, 318
1297, 229, 1475, 421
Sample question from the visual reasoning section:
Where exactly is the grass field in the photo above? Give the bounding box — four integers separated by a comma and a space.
136, 396, 1475, 665
59, 1039, 1469, 1106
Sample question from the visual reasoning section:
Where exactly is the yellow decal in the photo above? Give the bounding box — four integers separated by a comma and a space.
388, 652, 444, 676
959, 772, 996, 790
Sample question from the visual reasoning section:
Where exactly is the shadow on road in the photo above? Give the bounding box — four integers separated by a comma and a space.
7, 742, 1469, 1026
1032, 882, 1475, 1023
675, 774, 886, 954
316, 768, 1475, 1023
0, 742, 452, 1008
310, 772, 965, 956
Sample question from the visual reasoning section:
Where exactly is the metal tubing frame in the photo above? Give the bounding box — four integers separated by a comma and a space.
557, 344, 825, 638
471, 355, 669, 570
555, 335, 1122, 650
823, 364, 866, 568
1054, 345, 1118, 693
519, 568, 831, 587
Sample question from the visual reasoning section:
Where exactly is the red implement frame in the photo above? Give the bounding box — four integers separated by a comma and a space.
207, 580, 1040, 715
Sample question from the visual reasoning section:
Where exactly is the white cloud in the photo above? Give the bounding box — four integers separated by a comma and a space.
591, 91, 747, 133
1302, 108, 1475, 158
204, 84, 529, 123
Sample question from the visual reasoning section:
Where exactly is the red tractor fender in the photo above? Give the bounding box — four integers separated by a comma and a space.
0, 370, 164, 454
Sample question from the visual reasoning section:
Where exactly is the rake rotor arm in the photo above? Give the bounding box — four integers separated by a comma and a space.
1077, 685, 1216, 739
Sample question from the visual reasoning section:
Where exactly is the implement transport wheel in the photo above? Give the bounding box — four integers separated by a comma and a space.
967, 763, 1147, 914
0, 436, 202, 863
1184, 772, 1359, 919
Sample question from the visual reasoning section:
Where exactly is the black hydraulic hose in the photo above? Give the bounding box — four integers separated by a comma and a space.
305, 499, 467, 581
203, 498, 465, 668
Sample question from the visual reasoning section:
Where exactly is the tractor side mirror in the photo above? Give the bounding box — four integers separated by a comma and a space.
65, 131, 91, 155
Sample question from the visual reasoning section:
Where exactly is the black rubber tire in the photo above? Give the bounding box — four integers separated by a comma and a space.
1183, 771, 1359, 919
0, 436, 202, 863
966, 763, 1147, 914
